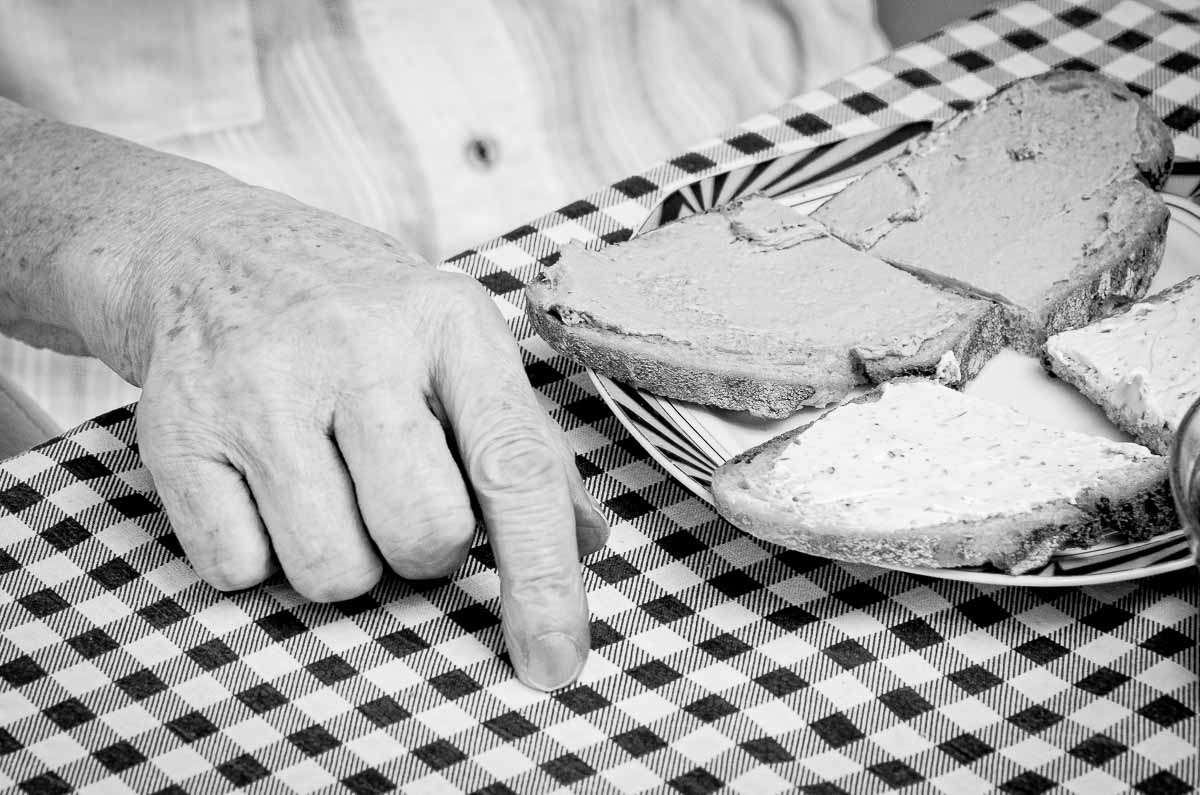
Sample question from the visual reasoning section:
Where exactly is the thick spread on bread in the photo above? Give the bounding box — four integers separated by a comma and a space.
535, 200, 958, 356
713, 380, 1175, 573
536, 198, 977, 355
746, 381, 1154, 530
528, 196, 1000, 413
1045, 275, 1200, 454
813, 72, 1171, 332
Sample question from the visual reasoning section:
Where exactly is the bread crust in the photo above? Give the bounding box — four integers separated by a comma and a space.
711, 404, 1176, 573
525, 292, 819, 417
526, 279, 1009, 418
1039, 186, 1170, 334
858, 301, 1040, 383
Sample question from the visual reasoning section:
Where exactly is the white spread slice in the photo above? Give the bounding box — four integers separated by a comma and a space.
760, 380, 1157, 533
1045, 275, 1200, 452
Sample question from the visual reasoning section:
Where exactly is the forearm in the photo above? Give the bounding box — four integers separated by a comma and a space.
0, 98, 427, 385
0, 97, 257, 378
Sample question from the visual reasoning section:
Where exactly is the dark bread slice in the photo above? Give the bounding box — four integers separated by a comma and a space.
711, 379, 1176, 573
1045, 275, 1200, 455
525, 197, 1014, 417
813, 70, 1174, 338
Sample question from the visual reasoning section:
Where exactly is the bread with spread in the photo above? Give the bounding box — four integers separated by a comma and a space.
813, 70, 1173, 338
526, 196, 1025, 417
711, 379, 1176, 573
527, 71, 1173, 416
525, 69, 1183, 571
1044, 275, 1200, 455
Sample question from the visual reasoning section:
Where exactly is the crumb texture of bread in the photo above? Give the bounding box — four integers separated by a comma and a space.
1045, 275, 1200, 455
711, 379, 1175, 572
812, 70, 1173, 333
525, 196, 997, 416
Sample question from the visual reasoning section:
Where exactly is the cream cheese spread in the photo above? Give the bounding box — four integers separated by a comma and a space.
764, 380, 1157, 533
1046, 275, 1200, 439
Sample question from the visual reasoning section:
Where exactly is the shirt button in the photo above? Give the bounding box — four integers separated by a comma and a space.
465, 136, 499, 170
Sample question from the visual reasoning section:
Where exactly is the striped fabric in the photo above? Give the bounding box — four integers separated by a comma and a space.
0, 0, 887, 431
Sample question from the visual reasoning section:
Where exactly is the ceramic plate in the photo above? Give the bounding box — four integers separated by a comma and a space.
588, 126, 1200, 585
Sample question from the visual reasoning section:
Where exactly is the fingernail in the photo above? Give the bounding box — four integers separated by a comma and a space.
521, 632, 586, 691
589, 495, 609, 526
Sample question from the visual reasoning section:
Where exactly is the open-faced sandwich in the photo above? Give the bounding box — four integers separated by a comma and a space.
525, 70, 1186, 573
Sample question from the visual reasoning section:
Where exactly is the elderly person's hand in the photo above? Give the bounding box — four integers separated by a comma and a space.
137, 193, 610, 691
0, 100, 608, 691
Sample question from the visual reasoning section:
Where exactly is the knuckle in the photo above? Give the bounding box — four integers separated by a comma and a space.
169, 507, 271, 594
467, 427, 559, 494
429, 271, 489, 305
291, 562, 382, 603
136, 411, 209, 468
196, 555, 268, 593
391, 551, 467, 581
505, 562, 578, 606
377, 516, 475, 580
424, 276, 493, 337
350, 411, 427, 447
413, 272, 486, 321
283, 534, 383, 603
377, 526, 447, 564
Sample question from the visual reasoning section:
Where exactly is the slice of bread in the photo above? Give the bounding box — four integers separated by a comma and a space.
526, 196, 1020, 417
813, 70, 1173, 337
711, 379, 1176, 573
1044, 275, 1200, 455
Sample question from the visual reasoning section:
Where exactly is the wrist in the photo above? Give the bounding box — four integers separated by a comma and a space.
60, 179, 260, 386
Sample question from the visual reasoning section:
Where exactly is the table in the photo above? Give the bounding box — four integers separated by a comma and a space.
3, 1, 1199, 792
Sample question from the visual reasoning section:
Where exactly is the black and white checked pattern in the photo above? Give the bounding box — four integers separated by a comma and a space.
3, 1, 1199, 792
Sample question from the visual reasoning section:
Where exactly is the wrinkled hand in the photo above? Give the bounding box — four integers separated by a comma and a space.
127, 189, 608, 690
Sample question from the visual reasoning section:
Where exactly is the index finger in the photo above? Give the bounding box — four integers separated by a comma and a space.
434, 300, 589, 691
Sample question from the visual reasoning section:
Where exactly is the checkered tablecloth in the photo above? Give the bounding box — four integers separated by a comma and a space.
3, 1, 1200, 793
